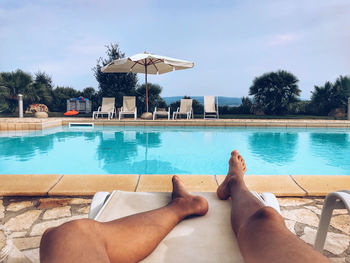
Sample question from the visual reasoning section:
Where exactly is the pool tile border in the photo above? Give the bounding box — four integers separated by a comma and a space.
1, 117, 350, 131
1, 174, 349, 197
48, 174, 139, 196
216, 175, 307, 196
291, 175, 350, 196
0, 174, 62, 196
136, 174, 218, 192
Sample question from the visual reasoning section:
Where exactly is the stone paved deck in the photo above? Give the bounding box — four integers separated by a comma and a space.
1, 195, 349, 262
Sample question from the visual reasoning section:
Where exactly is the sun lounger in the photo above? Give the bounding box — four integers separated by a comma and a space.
89, 191, 280, 263
92, 97, 116, 120
153, 107, 170, 120
314, 190, 350, 252
204, 96, 219, 119
119, 96, 137, 120
172, 99, 193, 120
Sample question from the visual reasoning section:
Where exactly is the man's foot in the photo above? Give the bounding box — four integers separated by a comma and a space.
217, 150, 247, 200
171, 175, 208, 219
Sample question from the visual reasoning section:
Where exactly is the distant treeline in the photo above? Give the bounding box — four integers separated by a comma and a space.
163, 96, 241, 107
1, 43, 350, 117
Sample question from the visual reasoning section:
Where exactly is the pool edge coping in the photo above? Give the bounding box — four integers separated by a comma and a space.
1, 117, 350, 131
1, 174, 349, 197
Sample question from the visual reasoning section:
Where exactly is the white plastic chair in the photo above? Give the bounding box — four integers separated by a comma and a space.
204, 96, 219, 119
119, 96, 137, 120
92, 97, 116, 120
153, 107, 170, 120
172, 99, 193, 120
314, 190, 350, 252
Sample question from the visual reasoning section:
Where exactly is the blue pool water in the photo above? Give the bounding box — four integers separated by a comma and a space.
0, 126, 350, 175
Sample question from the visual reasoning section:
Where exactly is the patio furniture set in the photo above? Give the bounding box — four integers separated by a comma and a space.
92, 96, 219, 120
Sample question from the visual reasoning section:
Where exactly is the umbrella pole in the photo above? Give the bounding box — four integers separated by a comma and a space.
145, 65, 148, 112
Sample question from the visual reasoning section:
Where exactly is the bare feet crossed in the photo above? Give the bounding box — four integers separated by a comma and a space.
217, 150, 247, 200
171, 175, 209, 219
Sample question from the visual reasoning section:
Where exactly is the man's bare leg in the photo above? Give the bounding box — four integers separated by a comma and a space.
217, 150, 329, 263
40, 176, 208, 263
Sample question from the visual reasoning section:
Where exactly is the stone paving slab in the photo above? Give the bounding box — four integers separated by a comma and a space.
292, 175, 350, 196
0, 174, 62, 196
0, 195, 349, 262
49, 174, 139, 195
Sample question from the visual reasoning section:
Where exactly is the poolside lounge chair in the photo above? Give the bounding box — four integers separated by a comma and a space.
204, 96, 219, 119
314, 190, 350, 252
88, 191, 280, 263
92, 97, 116, 120
172, 99, 193, 120
119, 96, 137, 120
153, 107, 170, 120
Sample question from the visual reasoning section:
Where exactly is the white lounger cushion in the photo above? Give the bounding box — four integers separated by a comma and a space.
101, 97, 115, 112
204, 96, 216, 113
179, 99, 192, 113
95, 191, 244, 263
123, 96, 136, 112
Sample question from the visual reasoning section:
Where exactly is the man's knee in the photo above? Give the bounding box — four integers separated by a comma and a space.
239, 206, 284, 236
41, 219, 101, 247
250, 206, 283, 224
40, 219, 104, 262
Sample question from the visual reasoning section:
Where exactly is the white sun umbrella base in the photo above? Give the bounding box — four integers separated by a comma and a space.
102, 53, 194, 114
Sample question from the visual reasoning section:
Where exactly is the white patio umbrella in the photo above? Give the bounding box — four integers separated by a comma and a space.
101, 52, 194, 113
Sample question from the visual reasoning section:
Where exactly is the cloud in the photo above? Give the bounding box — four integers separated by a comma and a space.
267, 33, 300, 47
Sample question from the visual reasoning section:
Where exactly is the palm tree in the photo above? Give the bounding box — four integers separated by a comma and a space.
310, 82, 333, 115
0, 70, 33, 113
0, 70, 54, 113
249, 70, 300, 115
310, 76, 350, 115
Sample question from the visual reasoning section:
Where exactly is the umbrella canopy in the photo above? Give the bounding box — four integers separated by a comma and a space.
101, 52, 194, 112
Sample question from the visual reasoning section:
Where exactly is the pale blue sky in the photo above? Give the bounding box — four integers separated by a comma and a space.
1, 0, 349, 98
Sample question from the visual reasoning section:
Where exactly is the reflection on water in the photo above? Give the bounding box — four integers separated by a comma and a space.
96, 130, 183, 174
97, 131, 138, 164
0, 134, 55, 161
1, 127, 350, 175
310, 133, 350, 170
0, 131, 95, 161
248, 132, 298, 164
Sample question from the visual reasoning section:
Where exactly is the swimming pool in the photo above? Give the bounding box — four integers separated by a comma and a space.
0, 126, 349, 175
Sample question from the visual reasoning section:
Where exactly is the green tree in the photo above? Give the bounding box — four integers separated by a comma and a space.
136, 83, 166, 112
51, 87, 80, 112
288, 101, 312, 115
0, 75, 11, 113
0, 70, 33, 113
249, 70, 300, 115
82, 87, 99, 111
310, 76, 350, 115
310, 82, 333, 115
330, 76, 350, 110
238, 96, 253, 114
93, 43, 138, 108
27, 71, 54, 108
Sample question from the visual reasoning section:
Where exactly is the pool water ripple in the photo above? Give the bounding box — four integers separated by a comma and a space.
0, 126, 349, 175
